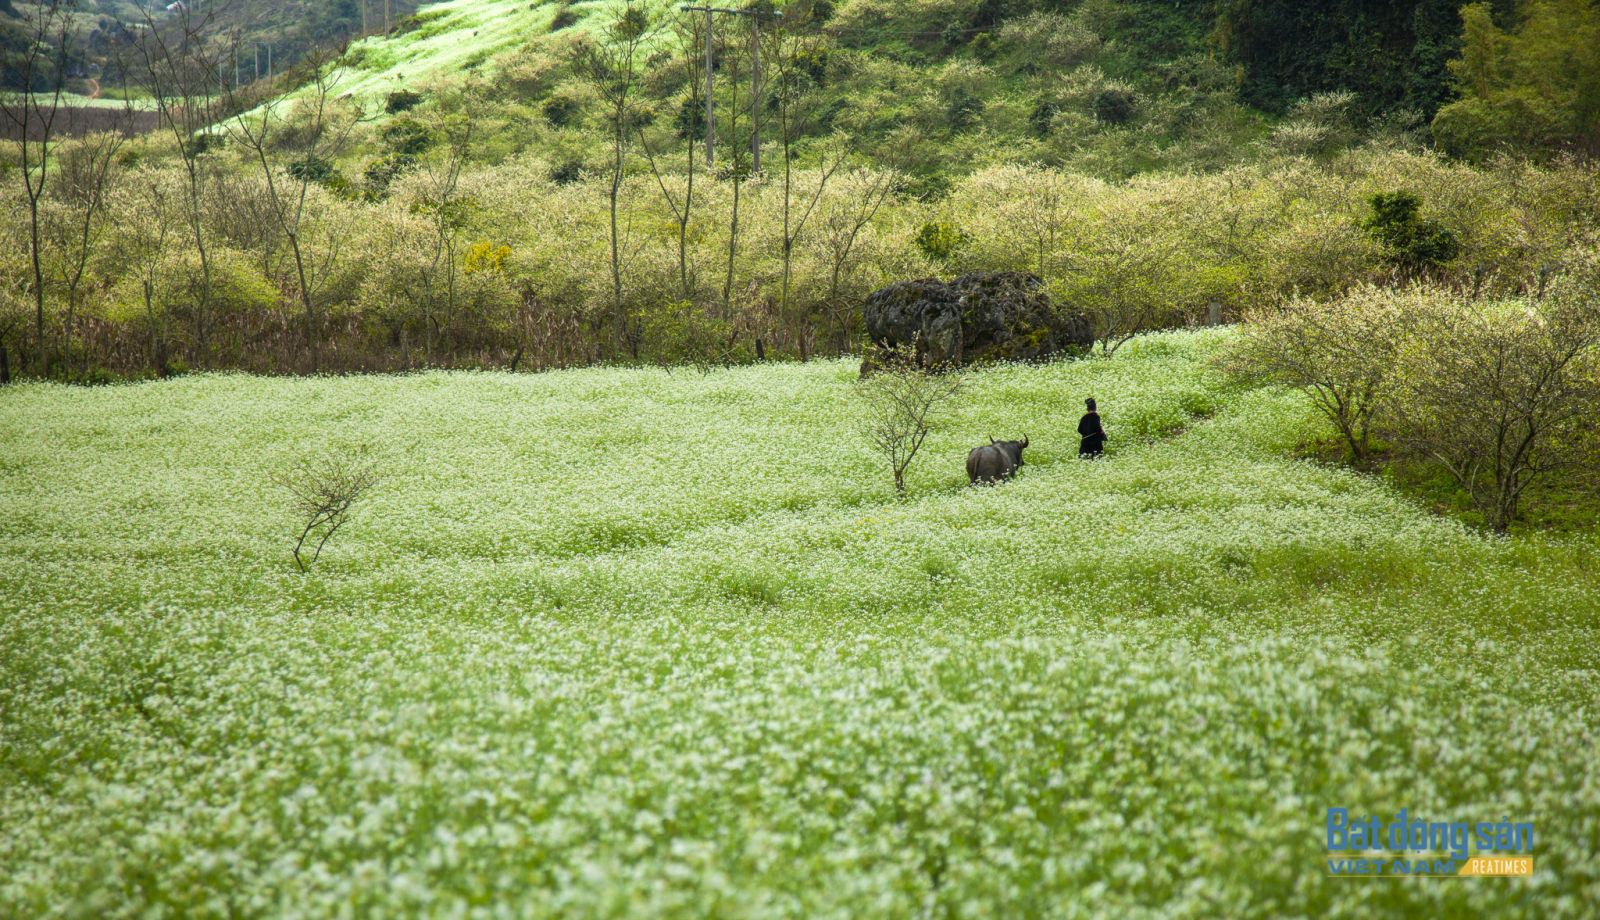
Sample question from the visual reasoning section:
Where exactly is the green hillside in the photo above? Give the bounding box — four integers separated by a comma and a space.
306, 0, 1270, 178
3, 331, 1597, 915
320, 0, 598, 104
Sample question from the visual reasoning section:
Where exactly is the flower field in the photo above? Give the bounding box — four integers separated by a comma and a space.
2, 330, 1598, 917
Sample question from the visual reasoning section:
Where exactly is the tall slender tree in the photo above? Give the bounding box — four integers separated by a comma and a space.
636, 12, 708, 300
762, 3, 843, 357
134, 4, 229, 362
47, 125, 131, 377
223, 52, 361, 373
714, 19, 752, 319
573, 0, 660, 359
0, 0, 73, 373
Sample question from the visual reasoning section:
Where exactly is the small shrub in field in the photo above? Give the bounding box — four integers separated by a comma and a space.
363, 152, 416, 197
857, 346, 963, 495
549, 158, 585, 184
273, 450, 380, 572
1028, 100, 1059, 138
1092, 87, 1137, 124
550, 4, 580, 32
945, 88, 985, 130
542, 94, 580, 128
381, 117, 434, 156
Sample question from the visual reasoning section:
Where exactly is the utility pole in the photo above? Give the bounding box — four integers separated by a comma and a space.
750, 10, 761, 173
681, 5, 778, 173
703, 6, 714, 167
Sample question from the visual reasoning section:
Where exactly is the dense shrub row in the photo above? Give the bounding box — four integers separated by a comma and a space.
1, 132, 1595, 380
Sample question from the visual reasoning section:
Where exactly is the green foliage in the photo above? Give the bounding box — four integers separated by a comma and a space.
944, 87, 985, 131
362, 152, 417, 198
1362, 191, 1460, 272
206, 248, 282, 316
1092, 86, 1137, 124
549, 158, 586, 184
1266, 91, 1361, 158
672, 97, 705, 140
1215, 0, 1466, 118
1027, 99, 1058, 138
380, 116, 434, 156
384, 89, 424, 115
550, 4, 581, 33
915, 220, 970, 262
1432, 0, 1600, 161
968, 31, 996, 61
635, 298, 738, 369
542, 94, 581, 128
287, 156, 335, 184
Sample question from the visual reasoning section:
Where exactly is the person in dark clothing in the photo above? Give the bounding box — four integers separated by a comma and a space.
1078, 398, 1106, 458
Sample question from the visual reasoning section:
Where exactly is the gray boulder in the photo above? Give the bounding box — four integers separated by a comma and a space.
862, 271, 1092, 372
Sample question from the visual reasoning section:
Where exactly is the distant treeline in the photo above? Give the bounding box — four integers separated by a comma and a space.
0, 0, 428, 95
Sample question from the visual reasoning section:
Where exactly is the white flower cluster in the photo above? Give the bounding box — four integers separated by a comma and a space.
1, 330, 1596, 917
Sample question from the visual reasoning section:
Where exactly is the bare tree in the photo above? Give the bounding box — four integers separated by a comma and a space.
121, 169, 179, 376
816, 167, 896, 352
761, 4, 842, 358
1386, 286, 1600, 532
223, 52, 360, 372
410, 108, 474, 364
134, 3, 230, 359
573, 0, 660, 358
0, 0, 73, 373
46, 127, 131, 378
714, 18, 751, 319
636, 12, 707, 300
274, 450, 381, 572
857, 347, 963, 495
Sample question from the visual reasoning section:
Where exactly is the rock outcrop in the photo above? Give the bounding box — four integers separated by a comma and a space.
862, 272, 1092, 372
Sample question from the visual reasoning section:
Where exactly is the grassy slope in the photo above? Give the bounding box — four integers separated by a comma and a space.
310, 0, 588, 107
2, 331, 1598, 916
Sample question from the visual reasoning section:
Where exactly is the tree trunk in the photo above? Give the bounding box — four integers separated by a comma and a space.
63, 286, 76, 380
723, 177, 741, 316
608, 148, 627, 358
183, 160, 213, 361
28, 194, 46, 375
288, 231, 319, 373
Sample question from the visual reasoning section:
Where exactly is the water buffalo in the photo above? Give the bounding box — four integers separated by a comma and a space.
967, 436, 1028, 485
